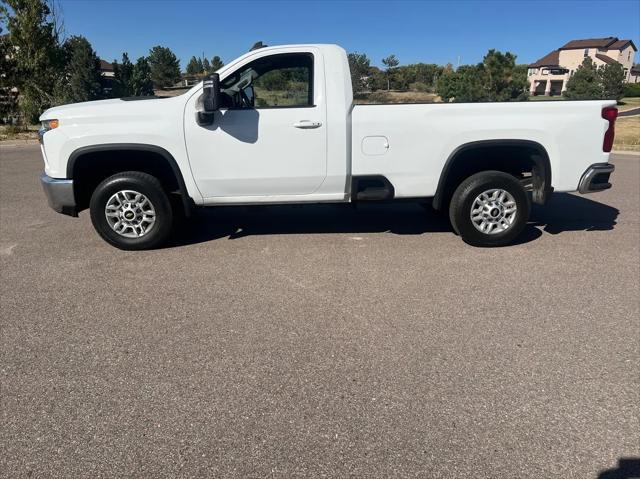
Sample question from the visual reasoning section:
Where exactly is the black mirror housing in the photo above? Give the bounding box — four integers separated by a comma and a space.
203, 73, 220, 112
197, 73, 221, 126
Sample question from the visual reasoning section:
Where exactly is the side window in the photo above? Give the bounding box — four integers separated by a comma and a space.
220, 53, 314, 109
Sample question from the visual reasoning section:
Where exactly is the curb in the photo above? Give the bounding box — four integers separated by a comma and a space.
0, 139, 39, 147
612, 150, 640, 156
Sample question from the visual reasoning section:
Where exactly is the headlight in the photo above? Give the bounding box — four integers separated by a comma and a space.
41, 119, 59, 132
39, 119, 59, 144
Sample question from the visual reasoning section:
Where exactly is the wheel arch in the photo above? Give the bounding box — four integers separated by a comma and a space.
67, 143, 193, 216
432, 139, 552, 211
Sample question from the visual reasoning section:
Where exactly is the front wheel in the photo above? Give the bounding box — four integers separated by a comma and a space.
449, 171, 530, 247
89, 171, 173, 250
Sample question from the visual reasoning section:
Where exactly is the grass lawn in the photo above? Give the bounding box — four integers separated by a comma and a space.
0, 125, 39, 142
614, 116, 640, 151
617, 96, 640, 111
528, 95, 566, 101
354, 90, 440, 104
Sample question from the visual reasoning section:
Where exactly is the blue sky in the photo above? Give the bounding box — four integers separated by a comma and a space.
59, 0, 640, 68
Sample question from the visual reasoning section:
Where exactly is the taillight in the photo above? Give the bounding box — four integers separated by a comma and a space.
602, 107, 617, 152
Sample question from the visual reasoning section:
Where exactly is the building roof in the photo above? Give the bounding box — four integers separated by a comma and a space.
529, 37, 637, 68
595, 53, 618, 65
559, 37, 636, 51
609, 39, 637, 51
99, 60, 114, 72
528, 49, 560, 68
560, 37, 617, 49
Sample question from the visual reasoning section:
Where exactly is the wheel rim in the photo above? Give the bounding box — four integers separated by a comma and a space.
470, 188, 517, 235
105, 190, 156, 238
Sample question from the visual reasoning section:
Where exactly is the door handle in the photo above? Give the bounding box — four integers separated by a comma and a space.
293, 120, 322, 129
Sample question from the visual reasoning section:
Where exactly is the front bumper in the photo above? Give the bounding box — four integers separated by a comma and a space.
40, 173, 77, 216
578, 163, 615, 194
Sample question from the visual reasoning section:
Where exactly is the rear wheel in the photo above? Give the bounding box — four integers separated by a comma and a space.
90, 171, 173, 250
449, 171, 530, 247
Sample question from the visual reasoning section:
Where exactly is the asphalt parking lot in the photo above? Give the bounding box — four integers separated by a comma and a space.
1, 143, 639, 478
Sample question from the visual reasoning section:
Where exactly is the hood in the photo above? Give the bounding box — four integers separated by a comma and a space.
39, 96, 183, 122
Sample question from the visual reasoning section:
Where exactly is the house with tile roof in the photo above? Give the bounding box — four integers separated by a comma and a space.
527, 37, 637, 96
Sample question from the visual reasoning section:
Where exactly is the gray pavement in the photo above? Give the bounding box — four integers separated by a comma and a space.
619, 107, 640, 117
1, 143, 639, 478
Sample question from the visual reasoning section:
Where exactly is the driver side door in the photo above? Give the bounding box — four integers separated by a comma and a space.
184, 49, 327, 199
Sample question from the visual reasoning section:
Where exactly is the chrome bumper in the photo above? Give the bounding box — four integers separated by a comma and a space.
40, 173, 77, 216
578, 163, 615, 194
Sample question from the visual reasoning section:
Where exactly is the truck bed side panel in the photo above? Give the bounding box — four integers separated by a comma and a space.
351, 100, 614, 198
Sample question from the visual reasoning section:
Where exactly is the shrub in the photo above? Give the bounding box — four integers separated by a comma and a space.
623, 83, 640, 97
409, 82, 430, 92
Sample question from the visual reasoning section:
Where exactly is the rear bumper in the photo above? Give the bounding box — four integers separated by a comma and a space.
578, 163, 615, 194
40, 173, 77, 216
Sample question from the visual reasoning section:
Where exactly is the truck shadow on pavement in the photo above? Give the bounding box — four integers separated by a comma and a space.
530, 192, 619, 234
170, 193, 618, 248
597, 457, 640, 479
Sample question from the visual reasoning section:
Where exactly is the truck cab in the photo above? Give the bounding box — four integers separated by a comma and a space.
39, 44, 617, 250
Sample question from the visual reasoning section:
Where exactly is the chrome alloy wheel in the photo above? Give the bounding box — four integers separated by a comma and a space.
105, 190, 156, 238
470, 188, 517, 235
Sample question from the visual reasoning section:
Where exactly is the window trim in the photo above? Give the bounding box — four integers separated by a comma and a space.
220, 52, 315, 111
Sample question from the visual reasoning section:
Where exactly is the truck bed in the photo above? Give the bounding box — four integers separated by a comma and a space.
351, 100, 615, 198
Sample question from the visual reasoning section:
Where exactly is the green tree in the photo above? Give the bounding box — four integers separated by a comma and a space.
436, 70, 459, 102
348, 52, 371, 94
599, 62, 625, 100
0, 0, 64, 123
564, 57, 601, 100
0, 25, 19, 121
201, 57, 210, 74
482, 49, 528, 101
58, 35, 102, 103
454, 64, 490, 102
210, 55, 224, 71
437, 50, 527, 102
131, 56, 154, 96
186, 55, 202, 75
147, 45, 181, 88
112, 52, 134, 96
382, 54, 399, 91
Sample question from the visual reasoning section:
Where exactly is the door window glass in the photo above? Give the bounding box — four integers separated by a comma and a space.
220, 53, 313, 108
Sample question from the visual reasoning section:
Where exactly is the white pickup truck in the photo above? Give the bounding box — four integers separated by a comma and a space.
39, 44, 617, 249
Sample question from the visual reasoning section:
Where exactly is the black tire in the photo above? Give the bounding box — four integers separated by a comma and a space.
89, 171, 173, 250
449, 170, 530, 247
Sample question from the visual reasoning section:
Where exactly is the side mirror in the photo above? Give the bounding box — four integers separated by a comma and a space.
197, 73, 220, 125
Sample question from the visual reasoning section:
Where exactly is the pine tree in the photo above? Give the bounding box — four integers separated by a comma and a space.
119, 53, 134, 95
382, 55, 399, 91
186, 56, 201, 75
59, 35, 103, 103
0, 0, 64, 123
482, 49, 528, 101
147, 45, 181, 88
211, 56, 224, 71
112, 52, 134, 97
436, 49, 527, 102
348, 52, 371, 94
202, 57, 210, 74
600, 62, 625, 100
131, 57, 154, 96
564, 57, 602, 100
